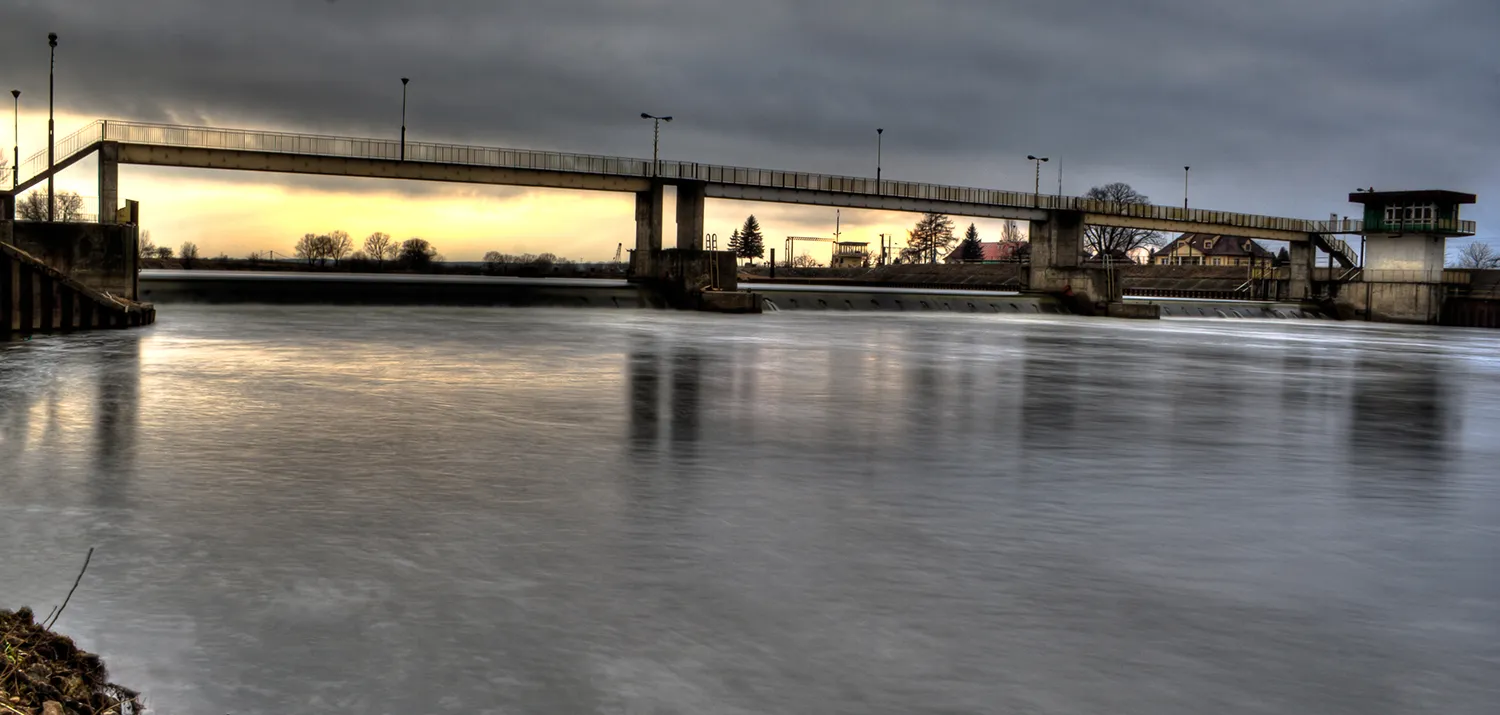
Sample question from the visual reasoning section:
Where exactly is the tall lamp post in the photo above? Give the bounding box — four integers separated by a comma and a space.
640, 112, 672, 177
876, 127, 883, 190
1183, 166, 1190, 211
10, 90, 18, 188
400, 77, 410, 161
47, 32, 57, 222
1027, 155, 1048, 207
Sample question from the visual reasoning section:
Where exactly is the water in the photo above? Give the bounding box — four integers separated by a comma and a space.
3, 306, 1499, 714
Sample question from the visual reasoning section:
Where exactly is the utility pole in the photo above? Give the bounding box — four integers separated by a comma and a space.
47, 32, 58, 222
1184, 166, 1191, 211
876, 128, 883, 191
400, 77, 410, 161
10, 90, 18, 189
1027, 155, 1048, 208
640, 113, 673, 177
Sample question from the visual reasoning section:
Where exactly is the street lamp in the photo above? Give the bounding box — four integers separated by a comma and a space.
640, 113, 672, 177
47, 31, 57, 222
400, 77, 409, 161
1183, 166, 1190, 211
876, 127, 883, 190
10, 90, 18, 188
1027, 155, 1048, 206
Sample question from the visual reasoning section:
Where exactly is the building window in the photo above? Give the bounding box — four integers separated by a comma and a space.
1212, 258, 1222, 265
1385, 204, 1435, 224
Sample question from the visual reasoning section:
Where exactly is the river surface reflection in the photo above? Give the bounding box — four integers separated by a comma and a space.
3, 306, 1499, 714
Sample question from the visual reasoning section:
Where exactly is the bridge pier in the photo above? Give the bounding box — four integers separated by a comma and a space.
98, 141, 119, 224
1027, 210, 1125, 314
675, 180, 705, 250
1287, 241, 1314, 301
1, 192, 13, 221
632, 182, 664, 277
628, 179, 758, 313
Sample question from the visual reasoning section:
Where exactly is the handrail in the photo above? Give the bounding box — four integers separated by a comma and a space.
15, 119, 1466, 238
18, 120, 104, 180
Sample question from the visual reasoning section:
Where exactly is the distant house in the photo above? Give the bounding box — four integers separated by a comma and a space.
830, 241, 871, 268
1152, 233, 1274, 267
943, 241, 1027, 264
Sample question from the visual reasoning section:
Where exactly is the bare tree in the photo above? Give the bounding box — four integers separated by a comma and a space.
17, 190, 85, 221
791, 253, 823, 268
364, 232, 394, 269
16, 192, 48, 220
138, 230, 156, 260
398, 237, 438, 269
1001, 220, 1023, 244
1452, 241, 1500, 269
55, 191, 85, 222
179, 241, 200, 268
899, 211, 956, 264
326, 230, 353, 266
295, 233, 319, 265
155, 246, 173, 259
1083, 183, 1160, 258
999, 219, 1027, 261
482, 250, 506, 275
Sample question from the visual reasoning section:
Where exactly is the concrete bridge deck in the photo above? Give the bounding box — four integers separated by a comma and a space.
9, 120, 1468, 245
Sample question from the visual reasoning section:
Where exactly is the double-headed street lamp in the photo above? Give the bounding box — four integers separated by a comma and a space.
10, 90, 18, 188
640, 112, 672, 177
1027, 155, 1048, 206
47, 31, 57, 221
400, 77, 410, 161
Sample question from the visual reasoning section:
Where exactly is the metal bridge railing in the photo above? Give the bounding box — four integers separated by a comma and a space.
18, 120, 106, 180
14, 119, 1438, 238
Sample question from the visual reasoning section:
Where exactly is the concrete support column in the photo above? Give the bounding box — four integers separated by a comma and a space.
1027, 210, 1086, 289
1287, 240, 1313, 300
675, 180, 706, 251
1026, 210, 1118, 310
635, 182, 664, 254
631, 181, 664, 277
0, 193, 13, 222
98, 141, 119, 224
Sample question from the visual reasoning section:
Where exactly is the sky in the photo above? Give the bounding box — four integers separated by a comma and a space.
2, 0, 1497, 262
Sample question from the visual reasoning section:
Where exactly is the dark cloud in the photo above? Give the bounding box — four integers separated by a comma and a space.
4, 0, 1497, 232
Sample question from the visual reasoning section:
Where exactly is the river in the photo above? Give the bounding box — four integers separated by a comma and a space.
3, 305, 1498, 714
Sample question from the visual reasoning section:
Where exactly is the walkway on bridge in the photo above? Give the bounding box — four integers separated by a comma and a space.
4, 119, 1457, 270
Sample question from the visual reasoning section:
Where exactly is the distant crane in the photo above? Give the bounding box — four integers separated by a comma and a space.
613, 243, 623, 263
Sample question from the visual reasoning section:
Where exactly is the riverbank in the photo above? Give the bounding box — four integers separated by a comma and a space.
0, 609, 140, 715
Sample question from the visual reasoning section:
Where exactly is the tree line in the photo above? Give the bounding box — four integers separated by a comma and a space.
294, 231, 439, 269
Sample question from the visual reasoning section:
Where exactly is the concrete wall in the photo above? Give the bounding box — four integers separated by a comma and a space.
1442, 298, 1500, 328
1363, 233, 1446, 283
7, 221, 139, 299
3, 234, 155, 335
1340, 281, 1445, 324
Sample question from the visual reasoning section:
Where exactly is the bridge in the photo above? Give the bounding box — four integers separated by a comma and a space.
2, 119, 1474, 309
